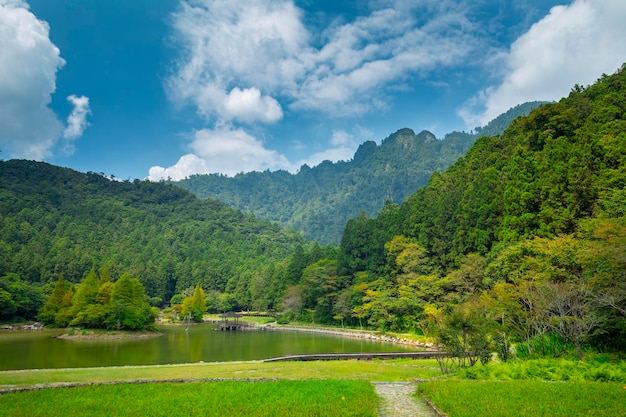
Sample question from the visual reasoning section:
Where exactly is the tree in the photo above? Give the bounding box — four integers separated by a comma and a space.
544, 281, 598, 360
432, 299, 495, 370
332, 289, 351, 328
280, 285, 303, 320
70, 268, 100, 325
106, 273, 153, 330
0, 273, 43, 321
38, 275, 68, 325
181, 284, 207, 322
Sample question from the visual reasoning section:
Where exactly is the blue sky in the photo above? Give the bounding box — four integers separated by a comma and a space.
1, 0, 625, 180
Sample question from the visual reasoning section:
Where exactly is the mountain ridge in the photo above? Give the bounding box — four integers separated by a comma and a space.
175, 101, 547, 244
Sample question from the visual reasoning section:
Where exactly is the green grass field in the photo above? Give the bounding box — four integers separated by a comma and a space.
2, 357, 626, 416
418, 380, 626, 417
0, 380, 378, 417
0, 359, 441, 389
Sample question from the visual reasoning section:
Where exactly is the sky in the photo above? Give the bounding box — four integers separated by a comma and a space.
1, 0, 626, 181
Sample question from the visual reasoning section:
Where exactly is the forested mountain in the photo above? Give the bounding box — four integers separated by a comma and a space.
290, 66, 626, 355
175, 102, 545, 245
0, 160, 314, 320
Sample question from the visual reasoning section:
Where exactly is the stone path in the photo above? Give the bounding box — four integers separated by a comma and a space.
373, 382, 438, 417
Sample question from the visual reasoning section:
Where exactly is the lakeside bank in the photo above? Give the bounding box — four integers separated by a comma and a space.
262, 324, 437, 350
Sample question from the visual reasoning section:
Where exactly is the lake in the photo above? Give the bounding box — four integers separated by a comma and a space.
0, 324, 417, 370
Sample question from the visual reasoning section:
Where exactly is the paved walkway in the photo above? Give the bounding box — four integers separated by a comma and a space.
373, 382, 438, 417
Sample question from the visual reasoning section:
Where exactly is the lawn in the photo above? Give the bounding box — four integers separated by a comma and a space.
418, 379, 626, 417
0, 359, 442, 390
0, 380, 378, 417
3, 357, 626, 417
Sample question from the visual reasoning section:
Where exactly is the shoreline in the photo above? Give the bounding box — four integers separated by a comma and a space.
3, 319, 435, 348
262, 324, 437, 350
56, 329, 163, 341
156, 318, 437, 349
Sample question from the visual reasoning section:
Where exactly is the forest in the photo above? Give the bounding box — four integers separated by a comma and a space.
1, 66, 625, 358
289, 65, 626, 358
175, 101, 544, 245
0, 161, 312, 322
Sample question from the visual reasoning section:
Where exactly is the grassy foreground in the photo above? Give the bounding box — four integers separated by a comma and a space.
0, 380, 377, 417
418, 380, 626, 417
2, 358, 626, 416
0, 359, 441, 390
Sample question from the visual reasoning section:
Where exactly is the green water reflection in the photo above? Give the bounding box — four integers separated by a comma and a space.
0, 325, 417, 370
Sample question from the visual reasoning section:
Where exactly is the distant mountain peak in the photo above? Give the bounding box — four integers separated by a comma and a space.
416, 130, 437, 143
174, 102, 545, 244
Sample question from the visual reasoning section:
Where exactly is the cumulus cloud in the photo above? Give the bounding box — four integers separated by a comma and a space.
159, 0, 488, 179
461, 0, 626, 127
63, 95, 91, 140
296, 130, 360, 168
148, 126, 291, 180
165, 0, 306, 124
167, 0, 482, 120
0, 1, 65, 159
220, 87, 283, 123
0, 1, 89, 159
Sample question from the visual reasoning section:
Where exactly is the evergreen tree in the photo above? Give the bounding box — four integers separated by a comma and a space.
38, 275, 68, 325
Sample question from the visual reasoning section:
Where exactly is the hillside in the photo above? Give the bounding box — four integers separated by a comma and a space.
175, 102, 545, 245
0, 160, 309, 318
288, 66, 626, 354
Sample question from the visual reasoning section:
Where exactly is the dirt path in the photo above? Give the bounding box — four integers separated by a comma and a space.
373, 382, 438, 417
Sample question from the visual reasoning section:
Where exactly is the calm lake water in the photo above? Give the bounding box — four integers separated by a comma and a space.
0, 324, 416, 370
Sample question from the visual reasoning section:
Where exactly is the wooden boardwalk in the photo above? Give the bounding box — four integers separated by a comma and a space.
262, 351, 444, 362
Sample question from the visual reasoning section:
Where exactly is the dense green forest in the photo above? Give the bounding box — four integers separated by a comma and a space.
0, 161, 317, 322
2, 63, 624, 360
175, 102, 545, 245
285, 66, 626, 357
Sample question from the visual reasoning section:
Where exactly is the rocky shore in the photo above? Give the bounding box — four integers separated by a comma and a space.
56, 330, 163, 340
0, 322, 44, 331
263, 324, 437, 350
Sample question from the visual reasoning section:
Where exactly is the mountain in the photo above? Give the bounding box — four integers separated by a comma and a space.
394, 71, 626, 269
339, 66, 626, 276
175, 102, 546, 245
0, 160, 309, 315
311, 66, 626, 353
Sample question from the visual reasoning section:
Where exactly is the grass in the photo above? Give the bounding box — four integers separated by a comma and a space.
3, 344, 626, 417
418, 380, 626, 417
0, 380, 378, 417
0, 359, 442, 390
459, 357, 626, 383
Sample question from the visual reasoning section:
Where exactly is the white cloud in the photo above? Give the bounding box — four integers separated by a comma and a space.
221, 87, 283, 123
63, 95, 91, 140
160, 0, 488, 178
461, 0, 626, 127
296, 130, 360, 169
166, 0, 306, 123
0, 1, 65, 159
291, 3, 477, 115
167, 0, 483, 120
148, 126, 291, 180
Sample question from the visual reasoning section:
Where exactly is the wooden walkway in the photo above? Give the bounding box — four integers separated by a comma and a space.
262, 351, 444, 362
